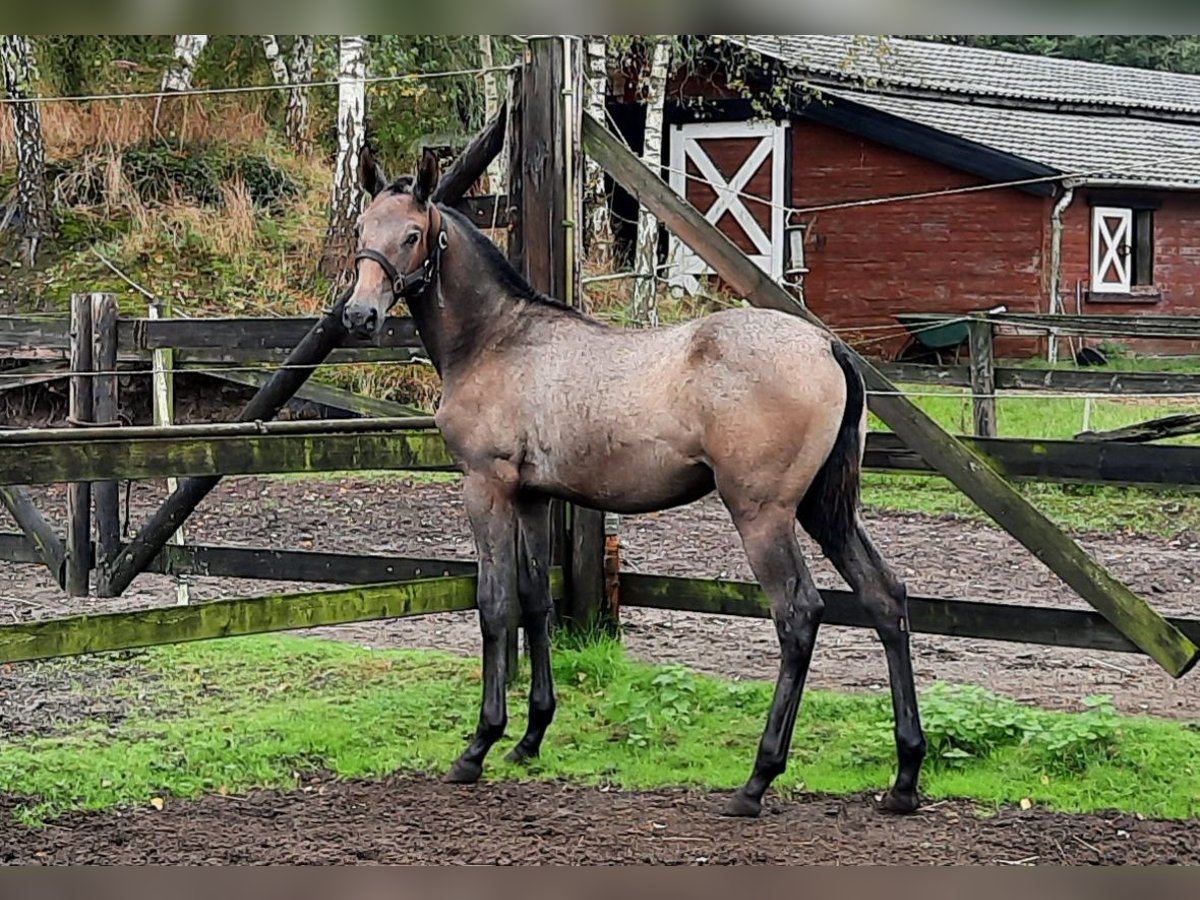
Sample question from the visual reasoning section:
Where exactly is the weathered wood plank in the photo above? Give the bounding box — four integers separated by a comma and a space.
433, 96, 508, 207
0, 569, 566, 665
875, 363, 971, 387
1077, 413, 1200, 444
995, 367, 1200, 395
91, 293, 121, 592
968, 317, 997, 438
0, 429, 456, 486
65, 294, 94, 597
0, 490, 66, 583
118, 315, 422, 351
582, 112, 1200, 677
620, 573, 1200, 656
863, 432, 1200, 487
154, 544, 478, 583
190, 366, 426, 418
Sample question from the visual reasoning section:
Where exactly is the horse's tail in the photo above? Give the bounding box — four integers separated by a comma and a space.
797, 339, 865, 558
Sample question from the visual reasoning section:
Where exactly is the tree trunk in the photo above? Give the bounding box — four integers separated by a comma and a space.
0, 34, 49, 266
161, 34, 208, 93
155, 34, 207, 131
321, 35, 367, 283
286, 35, 314, 152
630, 37, 670, 327
477, 35, 506, 196
261, 35, 313, 152
260, 35, 290, 85
583, 35, 612, 264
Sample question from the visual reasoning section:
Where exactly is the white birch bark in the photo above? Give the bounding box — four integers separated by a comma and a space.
286, 35, 314, 151
477, 34, 506, 195
0, 34, 49, 265
161, 34, 208, 93
261, 35, 314, 151
321, 35, 367, 280
583, 35, 612, 263
260, 35, 290, 85
630, 37, 670, 327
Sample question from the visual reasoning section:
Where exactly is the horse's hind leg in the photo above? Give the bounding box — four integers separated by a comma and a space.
505, 496, 556, 763
823, 522, 926, 812
723, 506, 824, 818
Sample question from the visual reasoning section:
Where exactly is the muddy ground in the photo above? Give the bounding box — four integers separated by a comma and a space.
4, 774, 1199, 865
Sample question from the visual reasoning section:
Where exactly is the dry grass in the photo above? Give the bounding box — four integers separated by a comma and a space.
0, 96, 272, 168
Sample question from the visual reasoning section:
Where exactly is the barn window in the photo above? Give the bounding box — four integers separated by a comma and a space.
1090, 205, 1155, 295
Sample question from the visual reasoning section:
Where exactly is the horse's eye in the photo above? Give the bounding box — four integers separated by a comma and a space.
405, 232, 420, 246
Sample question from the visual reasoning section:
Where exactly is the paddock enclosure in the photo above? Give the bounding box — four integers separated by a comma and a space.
3, 37, 1200, 864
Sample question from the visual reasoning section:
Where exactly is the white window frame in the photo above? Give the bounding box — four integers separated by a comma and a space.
1090, 206, 1133, 294
665, 120, 788, 293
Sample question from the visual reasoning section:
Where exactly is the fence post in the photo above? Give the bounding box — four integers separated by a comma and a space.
91, 292, 121, 596
65, 293, 94, 596
149, 299, 191, 606
968, 315, 997, 438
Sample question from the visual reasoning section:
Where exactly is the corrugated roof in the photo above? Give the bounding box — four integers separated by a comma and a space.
712, 35, 1200, 188
717, 34, 1200, 116
825, 89, 1200, 187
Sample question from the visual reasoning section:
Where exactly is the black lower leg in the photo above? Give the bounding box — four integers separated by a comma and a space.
725, 536, 823, 818
506, 500, 556, 764
446, 591, 509, 784
835, 526, 925, 813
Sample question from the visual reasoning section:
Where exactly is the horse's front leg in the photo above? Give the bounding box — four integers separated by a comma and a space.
506, 496, 555, 763
444, 472, 518, 785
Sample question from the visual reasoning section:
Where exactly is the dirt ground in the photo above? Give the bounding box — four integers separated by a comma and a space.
3, 774, 1198, 865
3, 474, 1200, 864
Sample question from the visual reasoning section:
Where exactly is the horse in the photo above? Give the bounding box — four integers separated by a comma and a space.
341, 146, 926, 818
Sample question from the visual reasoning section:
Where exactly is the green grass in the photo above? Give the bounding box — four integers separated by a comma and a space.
3, 634, 1199, 826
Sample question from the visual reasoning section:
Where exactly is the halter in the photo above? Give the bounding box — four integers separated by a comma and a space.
353, 204, 448, 311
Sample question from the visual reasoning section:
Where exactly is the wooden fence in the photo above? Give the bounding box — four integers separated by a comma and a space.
1, 37, 1198, 681
881, 311, 1200, 440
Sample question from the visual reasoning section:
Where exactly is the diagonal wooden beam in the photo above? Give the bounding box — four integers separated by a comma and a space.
582, 112, 1199, 678
0, 485, 66, 586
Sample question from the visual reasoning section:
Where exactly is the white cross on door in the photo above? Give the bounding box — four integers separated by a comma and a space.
1091, 206, 1133, 294
665, 120, 787, 294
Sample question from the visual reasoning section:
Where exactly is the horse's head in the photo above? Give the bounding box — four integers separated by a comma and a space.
343, 146, 446, 339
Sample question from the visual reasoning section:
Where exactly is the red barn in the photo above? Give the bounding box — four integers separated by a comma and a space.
605, 35, 1200, 359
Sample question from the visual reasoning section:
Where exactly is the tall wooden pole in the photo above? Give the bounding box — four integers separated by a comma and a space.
91, 292, 121, 595
65, 294, 94, 596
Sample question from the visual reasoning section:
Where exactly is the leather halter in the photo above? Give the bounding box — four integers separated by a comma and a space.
353, 204, 448, 311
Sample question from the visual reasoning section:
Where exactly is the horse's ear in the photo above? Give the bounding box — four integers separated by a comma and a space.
414, 147, 439, 205
359, 145, 388, 198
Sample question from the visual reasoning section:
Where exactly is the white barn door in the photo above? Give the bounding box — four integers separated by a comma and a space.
665, 120, 788, 294
1091, 206, 1133, 294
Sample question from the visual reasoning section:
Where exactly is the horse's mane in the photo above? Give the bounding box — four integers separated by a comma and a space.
386, 176, 584, 318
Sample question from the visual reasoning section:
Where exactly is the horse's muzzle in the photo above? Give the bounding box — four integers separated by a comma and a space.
342, 300, 381, 339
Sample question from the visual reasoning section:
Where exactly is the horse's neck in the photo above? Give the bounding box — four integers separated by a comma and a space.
412, 219, 514, 379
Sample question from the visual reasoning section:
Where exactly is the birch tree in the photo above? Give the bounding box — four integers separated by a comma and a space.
583, 35, 612, 263
477, 34, 506, 195
0, 35, 49, 265
630, 37, 671, 327
261, 34, 314, 151
321, 34, 368, 282
154, 34, 208, 129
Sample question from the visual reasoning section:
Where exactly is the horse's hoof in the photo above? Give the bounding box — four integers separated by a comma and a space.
504, 742, 538, 764
876, 788, 920, 814
721, 791, 762, 818
443, 758, 483, 784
